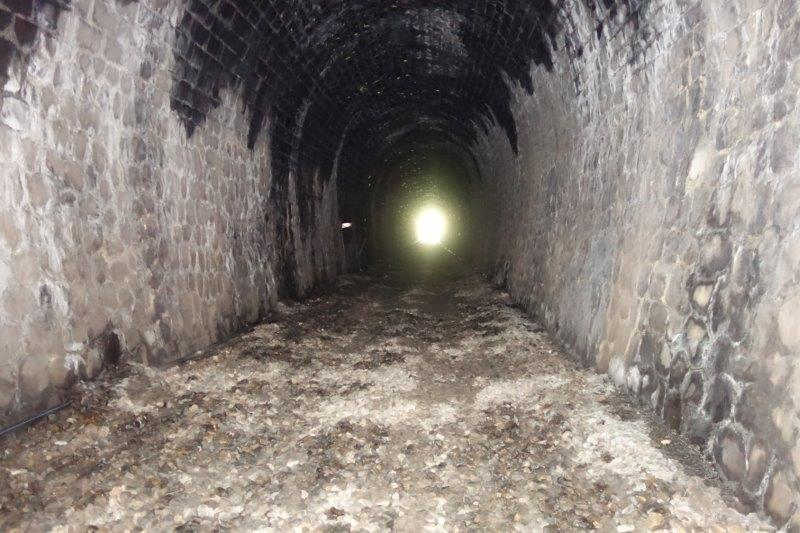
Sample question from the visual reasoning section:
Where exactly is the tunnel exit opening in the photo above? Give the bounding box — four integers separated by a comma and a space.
344, 129, 485, 278
413, 204, 448, 246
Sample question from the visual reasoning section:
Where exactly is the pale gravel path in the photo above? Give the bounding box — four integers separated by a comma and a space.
0, 269, 773, 531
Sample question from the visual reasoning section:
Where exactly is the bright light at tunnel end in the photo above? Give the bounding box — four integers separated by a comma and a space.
414, 205, 447, 246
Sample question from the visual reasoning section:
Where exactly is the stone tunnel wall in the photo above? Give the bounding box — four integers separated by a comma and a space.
477, 0, 800, 525
0, 0, 342, 426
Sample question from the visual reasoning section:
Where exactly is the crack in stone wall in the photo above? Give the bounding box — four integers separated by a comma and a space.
477, 0, 800, 526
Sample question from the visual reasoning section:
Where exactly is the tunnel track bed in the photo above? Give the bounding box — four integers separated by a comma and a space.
0, 271, 772, 531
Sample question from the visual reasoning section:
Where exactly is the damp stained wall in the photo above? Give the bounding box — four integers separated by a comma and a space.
477, 0, 800, 525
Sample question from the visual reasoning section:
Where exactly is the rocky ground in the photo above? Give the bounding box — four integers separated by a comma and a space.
0, 266, 773, 531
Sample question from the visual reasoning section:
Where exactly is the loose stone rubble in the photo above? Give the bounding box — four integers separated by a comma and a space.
0, 269, 772, 531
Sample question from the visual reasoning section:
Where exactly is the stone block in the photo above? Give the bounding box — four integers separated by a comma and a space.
692, 283, 713, 309
2, 282, 35, 322
72, 131, 87, 162
0, 8, 12, 31
794, 443, 800, 480
0, 96, 28, 131
0, 373, 15, 412
84, 347, 103, 379
715, 428, 746, 482
14, 16, 36, 48
663, 391, 682, 430
765, 470, 797, 524
771, 125, 798, 175
19, 354, 50, 406
91, 141, 108, 174
704, 375, 733, 423
699, 234, 732, 276
686, 318, 707, 358
76, 20, 102, 51
776, 181, 800, 230
771, 406, 796, 444
779, 292, 800, 352
649, 302, 668, 333
0, 208, 21, 249
46, 352, 70, 389
3, 50, 22, 93
78, 104, 101, 132
746, 440, 769, 491
92, 1, 121, 32
776, 0, 798, 30
3, 0, 33, 17
668, 351, 689, 387
104, 36, 124, 65
45, 152, 84, 190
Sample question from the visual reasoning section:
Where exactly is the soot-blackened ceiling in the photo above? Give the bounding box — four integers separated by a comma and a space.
169, 0, 651, 221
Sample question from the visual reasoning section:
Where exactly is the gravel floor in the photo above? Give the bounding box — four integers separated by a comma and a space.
0, 268, 773, 531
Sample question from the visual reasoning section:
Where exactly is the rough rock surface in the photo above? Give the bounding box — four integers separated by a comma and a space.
0, 269, 771, 531
476, 1, 800, 522
0, 0, 345, 428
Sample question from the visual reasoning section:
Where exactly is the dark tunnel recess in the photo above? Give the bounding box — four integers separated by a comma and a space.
366, 132, 482, 273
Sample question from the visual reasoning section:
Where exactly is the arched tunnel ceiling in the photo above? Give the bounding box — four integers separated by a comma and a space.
366, 131, 483, 199
170, 0, 650, 220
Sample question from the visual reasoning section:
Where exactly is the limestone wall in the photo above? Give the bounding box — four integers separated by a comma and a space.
477, 0, 800, 525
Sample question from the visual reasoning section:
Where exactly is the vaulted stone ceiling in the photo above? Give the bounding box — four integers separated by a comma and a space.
169, 0, 649, 221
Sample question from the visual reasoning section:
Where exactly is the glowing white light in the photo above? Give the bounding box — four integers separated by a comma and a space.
341, 222, 352, 229
414, 206, 447, 245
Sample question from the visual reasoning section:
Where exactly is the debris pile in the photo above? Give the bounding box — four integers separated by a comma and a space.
0, 271, 771, 530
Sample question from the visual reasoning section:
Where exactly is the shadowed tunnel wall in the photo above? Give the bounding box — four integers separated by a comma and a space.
0, 0, 799, 526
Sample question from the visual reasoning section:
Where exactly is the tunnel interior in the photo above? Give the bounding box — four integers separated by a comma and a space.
168, 0, 573, 280
0, 0, 799, 528
365, 133, 481, 273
